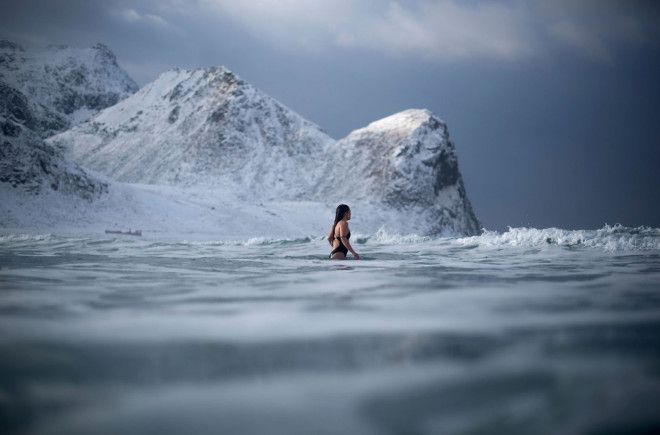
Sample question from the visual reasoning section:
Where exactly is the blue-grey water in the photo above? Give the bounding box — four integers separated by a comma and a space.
1, 225, 659, 435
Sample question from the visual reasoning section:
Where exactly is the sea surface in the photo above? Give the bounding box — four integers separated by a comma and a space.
1, 224, 659, 435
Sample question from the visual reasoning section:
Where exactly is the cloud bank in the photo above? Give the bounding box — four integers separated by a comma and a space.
112, 7, 169, 27
194, 0, 657, 63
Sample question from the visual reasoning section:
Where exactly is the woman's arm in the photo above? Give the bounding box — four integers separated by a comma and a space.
338, 222, 359, 259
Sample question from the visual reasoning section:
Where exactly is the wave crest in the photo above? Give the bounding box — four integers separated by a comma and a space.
455, 224, 660, 252
358, 226, 431, 244
0, 233, 54, 243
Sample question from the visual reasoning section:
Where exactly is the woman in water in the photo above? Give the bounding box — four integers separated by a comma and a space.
327, 204, 360, 260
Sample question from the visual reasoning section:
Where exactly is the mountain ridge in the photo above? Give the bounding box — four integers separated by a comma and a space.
0, 41, 136, 199
49, 66, 480, 234
48, 66, 335, 200
320, 108, 480, 234
0, 39, 138, 137
2, 40, 480, 235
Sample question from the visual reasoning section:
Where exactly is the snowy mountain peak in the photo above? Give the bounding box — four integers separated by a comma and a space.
361, 108, 441, 134
48, 65, 335, 198
32, 43, 480, 235
344, 108, 452, 168
320, 108, 480, 234
0, 40, 138, 137
91, 43, 119, 64
140, 66, 248, 106
0, 40, 136, 200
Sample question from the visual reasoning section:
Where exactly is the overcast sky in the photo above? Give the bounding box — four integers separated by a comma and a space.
2, 0, 659, 230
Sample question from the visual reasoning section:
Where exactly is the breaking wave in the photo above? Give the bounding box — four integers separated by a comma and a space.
454, 224, 660, 252
0, 233, 55, 243
2, 225, 658, 253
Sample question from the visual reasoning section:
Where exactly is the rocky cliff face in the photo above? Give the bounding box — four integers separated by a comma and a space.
49, 65, 480, 234
318, 109, 480, 235
48, 67, 335, 200
0, 40, 138, 137
0, 83, 107, 199
0, 40, 136, 199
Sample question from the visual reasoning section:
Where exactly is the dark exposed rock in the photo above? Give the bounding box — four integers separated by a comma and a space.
167, 83, 184, 101
0, 63, 110, 200
0, 41, 24, 71
65, 65, 88, 86
0, 40, 24, 51
425, 148, 459, 193
0, 39, 138, 137
2, 121, 21, 137
92, 43, 118, 65
208, 102, 230, 123
0, 81, 34, 127
168, 106, 180, 124
0, 115, 107, 199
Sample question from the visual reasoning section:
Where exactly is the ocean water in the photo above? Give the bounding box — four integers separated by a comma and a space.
0, 224, 659, 435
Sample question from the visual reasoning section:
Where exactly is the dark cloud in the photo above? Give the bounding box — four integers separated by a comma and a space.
1, 0, 659, 229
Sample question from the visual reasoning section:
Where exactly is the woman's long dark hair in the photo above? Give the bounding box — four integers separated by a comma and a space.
332, 204, 351, 235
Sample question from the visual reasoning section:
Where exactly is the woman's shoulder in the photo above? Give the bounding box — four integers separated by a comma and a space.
337, 220, 349, 231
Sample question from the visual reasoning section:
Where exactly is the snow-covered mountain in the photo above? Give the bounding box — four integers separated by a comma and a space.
0, 82, 107, 199
48, 67, 334, 200
318, 109, 480, 235
48, 65, 480, 234
0, 38, 480, 236
0, 40, 138, 137
0, 40, 136, 200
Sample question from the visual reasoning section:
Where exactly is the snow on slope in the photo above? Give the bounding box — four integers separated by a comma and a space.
0, 39, 480, 237
48, 66, 480, 235
318, 109, 480, 235
0, 40, 138, 137
0, 83, 107, 199
0, 181, 338, 240
48, 67, 335, 200
0, 40, 136, 201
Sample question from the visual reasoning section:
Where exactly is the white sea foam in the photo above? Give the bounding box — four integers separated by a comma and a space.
365, 226, 432, 244
0, 233, 54, 242
2, 225, 657, 254
454, 224, 660, 252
